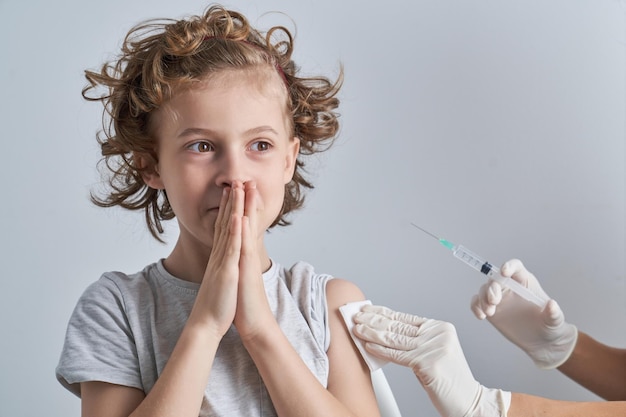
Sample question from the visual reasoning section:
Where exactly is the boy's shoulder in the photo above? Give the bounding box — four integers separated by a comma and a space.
98, 260, 161, 285
278, 260, 365, 303
279, 260, 329, 279
79, 260, 166, 300
275, 259, 339, 297
75, 259, 199, 315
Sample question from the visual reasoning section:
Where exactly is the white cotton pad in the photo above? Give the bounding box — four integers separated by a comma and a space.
339, 300, 389, 372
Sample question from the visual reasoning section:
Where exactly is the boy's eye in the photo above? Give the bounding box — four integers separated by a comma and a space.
250, 141, 271, 152
188, 141, 214, 153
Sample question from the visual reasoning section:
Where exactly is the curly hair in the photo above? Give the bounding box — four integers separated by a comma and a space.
84, 4, 343, 241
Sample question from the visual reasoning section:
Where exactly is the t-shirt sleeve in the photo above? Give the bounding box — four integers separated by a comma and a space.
287, 262, 333, 352
55, 274, 142, 397
310, 273, 332, 352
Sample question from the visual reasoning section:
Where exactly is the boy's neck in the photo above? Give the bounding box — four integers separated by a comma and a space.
163, 237, 271, 284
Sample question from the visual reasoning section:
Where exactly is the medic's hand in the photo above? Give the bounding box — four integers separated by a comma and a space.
353, 305, 510, 417
470, 258, 578, 369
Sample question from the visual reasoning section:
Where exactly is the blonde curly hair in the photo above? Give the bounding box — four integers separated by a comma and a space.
85, 4, 343, 241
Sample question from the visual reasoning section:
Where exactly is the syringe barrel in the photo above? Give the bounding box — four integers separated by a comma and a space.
491, 275, 548, 308
452, 245, 495, 276
452, 245, 548, 308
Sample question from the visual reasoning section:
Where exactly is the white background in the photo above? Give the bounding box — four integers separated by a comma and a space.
1, 1, 624, 416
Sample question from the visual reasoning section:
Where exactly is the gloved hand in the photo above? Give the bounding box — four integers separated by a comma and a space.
353, 305, 510, 417
470, 258, 578, 369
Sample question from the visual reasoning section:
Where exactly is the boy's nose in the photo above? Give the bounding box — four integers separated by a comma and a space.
215, 152, 249, 188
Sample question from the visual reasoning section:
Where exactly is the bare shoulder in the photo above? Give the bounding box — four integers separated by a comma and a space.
325, 278, 366, 308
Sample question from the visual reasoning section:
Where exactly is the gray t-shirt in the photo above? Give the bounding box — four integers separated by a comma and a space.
56, 259, 333, 416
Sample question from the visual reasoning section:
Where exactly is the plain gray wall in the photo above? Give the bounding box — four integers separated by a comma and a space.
1, 1, 624, 416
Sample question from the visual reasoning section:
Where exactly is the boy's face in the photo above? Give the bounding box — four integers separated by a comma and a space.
145, 70, 299, 249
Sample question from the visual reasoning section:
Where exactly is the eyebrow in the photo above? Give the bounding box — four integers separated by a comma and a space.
178, 126, 280, 138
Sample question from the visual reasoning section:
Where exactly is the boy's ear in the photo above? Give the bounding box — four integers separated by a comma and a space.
134, 152, 165, 190
283, 137, 301, 183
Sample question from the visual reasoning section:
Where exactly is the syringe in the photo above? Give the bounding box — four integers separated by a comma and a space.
411, 223, 548, 308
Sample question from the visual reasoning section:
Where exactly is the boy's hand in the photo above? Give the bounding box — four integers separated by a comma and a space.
190, 183, 244, 337
234, 181, 274, 340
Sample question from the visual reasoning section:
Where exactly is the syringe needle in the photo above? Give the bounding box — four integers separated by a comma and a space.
411, 223, 456, 250
410, 223, 440, 240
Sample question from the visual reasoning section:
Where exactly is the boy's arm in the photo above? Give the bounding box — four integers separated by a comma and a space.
80, 185, 243, 417
325, 278, 382, 416
80, 324, 222, 417
81, 382, 144, 417
240, 277, 380, 417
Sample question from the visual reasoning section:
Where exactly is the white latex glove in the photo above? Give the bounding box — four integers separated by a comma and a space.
353, 305, 510, 417
471, 258, 578, 369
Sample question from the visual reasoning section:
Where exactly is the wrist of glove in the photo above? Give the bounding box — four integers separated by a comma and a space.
471, 259, 578, 369
521, 299, 578, 369
464, 387, 511, 417
353, 305, 511, 417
